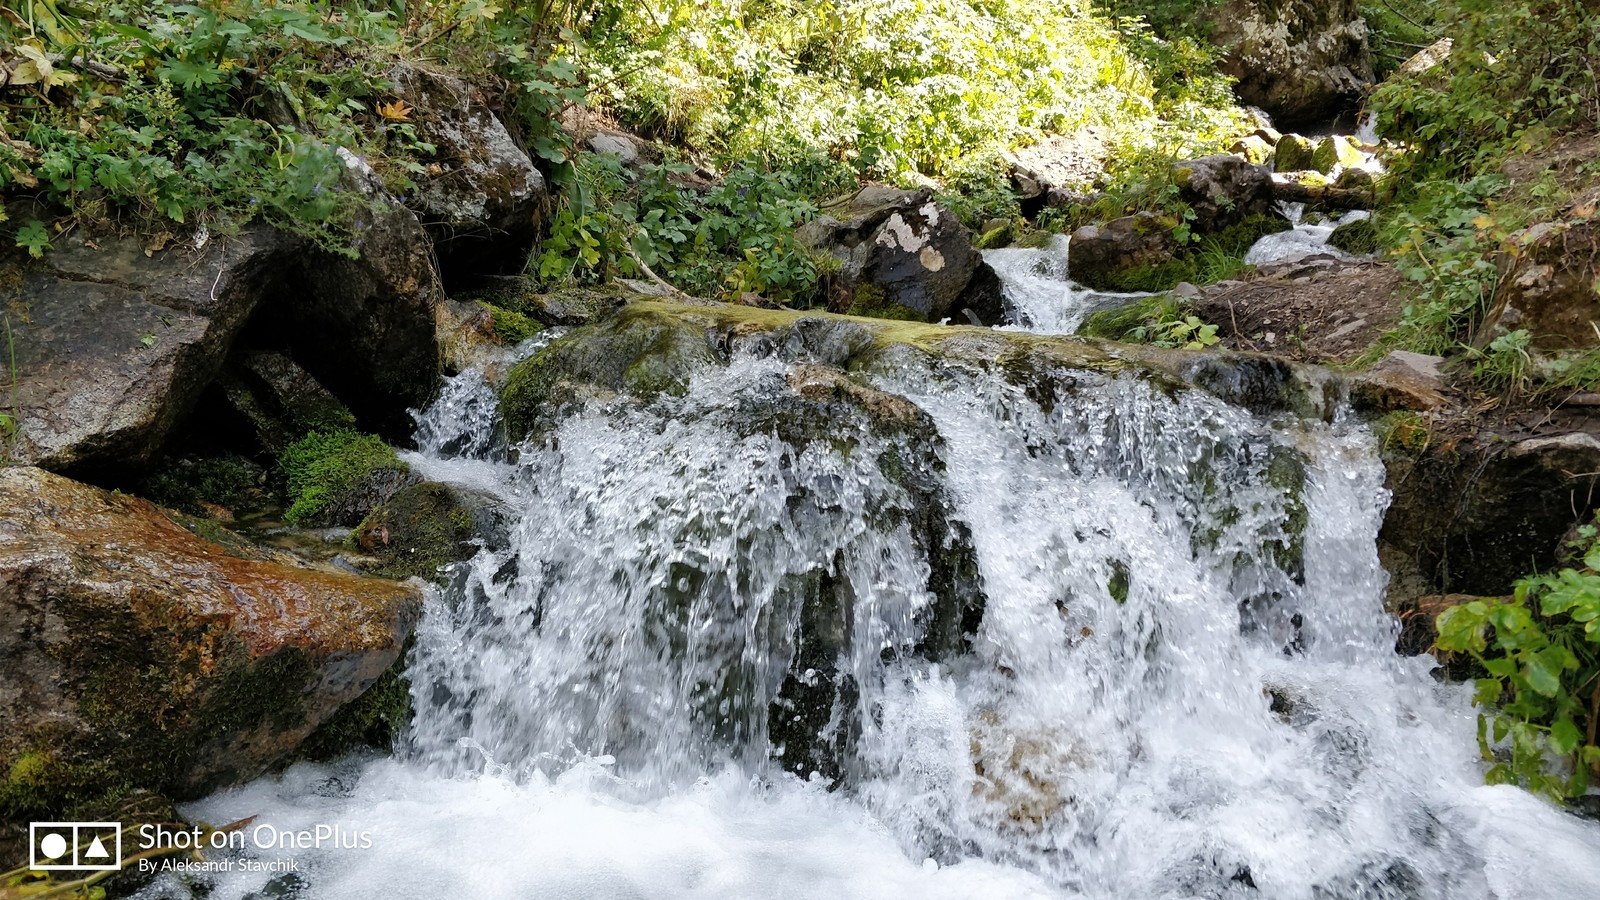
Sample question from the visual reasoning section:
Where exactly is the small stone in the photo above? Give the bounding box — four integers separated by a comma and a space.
1352, 351, 1448, 411
587, 132, 639, 164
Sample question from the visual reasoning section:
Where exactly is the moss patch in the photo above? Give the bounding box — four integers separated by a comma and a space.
276, 431, 410, 526
1080, 295, 1186, 341
354, 482, 487, 580
844, 282, 925, 322
138, 454, 262, 516
482, 302, 542, 345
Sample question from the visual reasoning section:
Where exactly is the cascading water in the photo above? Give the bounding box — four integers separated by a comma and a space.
982, 235, 1147, 335
139, 307, 1600, 899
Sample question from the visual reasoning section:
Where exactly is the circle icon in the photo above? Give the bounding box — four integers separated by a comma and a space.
39, 832, 68, 860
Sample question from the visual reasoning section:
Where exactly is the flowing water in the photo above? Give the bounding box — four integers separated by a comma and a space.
982, 235, 1148, 335
141, 293, 1600, 899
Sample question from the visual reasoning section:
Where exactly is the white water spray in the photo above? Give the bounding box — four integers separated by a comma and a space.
143, 309, 1600, 900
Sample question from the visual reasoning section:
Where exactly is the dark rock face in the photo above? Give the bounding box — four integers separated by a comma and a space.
0, 467, 421, 834
1380, 431, 1600, 605
798, 187, 999, 324
1067, 213, 1180, 291
1174, 155, 1280, 232
1202, 0, 1374, 126
388, 61, 547, 279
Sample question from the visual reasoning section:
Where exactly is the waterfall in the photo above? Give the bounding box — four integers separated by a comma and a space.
148, 312, 1600, 900
981, 235, 1146, 335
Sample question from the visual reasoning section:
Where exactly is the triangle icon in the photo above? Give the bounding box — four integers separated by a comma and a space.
85, 835, 110, 859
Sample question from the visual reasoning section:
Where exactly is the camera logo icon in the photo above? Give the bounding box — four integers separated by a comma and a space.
29, 822, 122, 871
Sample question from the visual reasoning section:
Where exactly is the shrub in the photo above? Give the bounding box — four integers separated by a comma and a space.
1436, 520, 1600, 800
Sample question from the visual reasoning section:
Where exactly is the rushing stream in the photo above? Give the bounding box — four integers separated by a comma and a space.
140, 272, 1600, 900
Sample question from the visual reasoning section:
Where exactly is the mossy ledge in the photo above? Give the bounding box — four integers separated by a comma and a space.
499, 300, 1344, 440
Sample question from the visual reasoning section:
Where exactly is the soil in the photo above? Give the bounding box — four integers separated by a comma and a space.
1189, 255, 1406, 363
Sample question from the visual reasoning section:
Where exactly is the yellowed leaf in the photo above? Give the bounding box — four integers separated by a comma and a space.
377, 99, 413, 122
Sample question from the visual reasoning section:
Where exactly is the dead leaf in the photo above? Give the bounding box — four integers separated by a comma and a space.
143, 231, 173, 257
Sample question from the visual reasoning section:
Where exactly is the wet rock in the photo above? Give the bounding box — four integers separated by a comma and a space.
1067, 213, 1181, 292
1201, 0, 1374, 125
388, 61, 546, 275
798, 187, 996, 324
1474, 215, 1600, 353
1380, 431, 1600, 604
1352, 351, 1447, 412
1275, 134, 1316, 172
1174, 155, 1281, 232
0, 467, 421, 830
354, 482, 510, 580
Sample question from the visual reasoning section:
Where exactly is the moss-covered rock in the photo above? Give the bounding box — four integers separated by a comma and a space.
354, 482, 508, 580
138, 454, 263, 517
0, 467, 420, 843
1311, 135, 1364, 173
1274, 134, 1316, 172
277, 431, 414, 527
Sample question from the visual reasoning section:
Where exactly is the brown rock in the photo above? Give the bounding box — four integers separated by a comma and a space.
1352, 351, 1448, 411
0, 467, 421, 829
1475, 217, 1600, 352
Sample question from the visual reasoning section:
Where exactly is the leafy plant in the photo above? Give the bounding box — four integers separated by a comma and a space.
0, 312, 17, 454
1436, 521, 1600, 800
1133, 314, 1218, 350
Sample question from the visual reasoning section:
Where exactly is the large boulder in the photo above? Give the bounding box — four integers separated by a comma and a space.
1174, 155, 1281, 232
0, 467, 421, 837
7, 176, 444, 475
1473, 216, 1600, 353
1067, 212, 1181, 291
1201, 0, 1374, 125
387, 61, 547, 278
798, 187, 1002, 324
6, 231, 288, 476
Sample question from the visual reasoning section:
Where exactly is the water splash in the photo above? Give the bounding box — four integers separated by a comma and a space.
982, 235, 1144, 335
154, 326, 1600, 900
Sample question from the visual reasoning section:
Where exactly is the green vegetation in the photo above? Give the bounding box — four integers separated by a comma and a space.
1080, 294, 1219, 349
1362, 0, 1600, 393
1327, 217, 1378, 254
0, 312, 17, 455
1436, 519, 1600, 800
276, 429, 407, 525
138, 454, 260, 515
0, 1, 586, 252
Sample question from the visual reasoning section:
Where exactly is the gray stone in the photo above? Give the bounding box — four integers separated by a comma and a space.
1175, 155, 1281, 232
1352, 351, 1447, 411
1067, 213, 1181, 291
388, 61, 547, 273
1201, 0, 1374, 125
587, 132, 639, 165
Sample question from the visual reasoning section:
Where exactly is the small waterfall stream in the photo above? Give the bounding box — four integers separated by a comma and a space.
147, 285, 1600, 899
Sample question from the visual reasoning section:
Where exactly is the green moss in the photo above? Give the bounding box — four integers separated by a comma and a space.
138, 454, 261, 515
845, 282, 924, 322
1328, 218, 1379, 254
276, 430, 408, 526
1374, 410, 1432, 453
1274, 135, 1315, 172
354, 482, 484, 580
483, 302, 542, 344
1010, 230, 1059, 250
1265, 446, 1309, 578
1108, 560, 1131, 604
